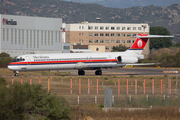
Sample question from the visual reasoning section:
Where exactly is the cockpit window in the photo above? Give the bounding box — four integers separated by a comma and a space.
13, 58, 25, 62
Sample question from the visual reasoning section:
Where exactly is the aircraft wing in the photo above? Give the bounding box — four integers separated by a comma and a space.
77, 63, 156, 69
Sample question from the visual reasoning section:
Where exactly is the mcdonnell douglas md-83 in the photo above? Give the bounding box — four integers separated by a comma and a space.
8, 34, 174, 76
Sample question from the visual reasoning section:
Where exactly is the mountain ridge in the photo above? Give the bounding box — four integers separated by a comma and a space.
0, 0, 180, 42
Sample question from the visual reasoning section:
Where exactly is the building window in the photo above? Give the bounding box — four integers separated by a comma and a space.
7, 29, 9, 41
48, 31, 50, 45
122, 34, 126, 37
3, 29, 5, 41
22, 30, 24, 45
51, 31, 53, 46
89, 33, 93, 36
45, 31, 47, 45
59, 31, 61, 43
82, 26, 84, 29
34, 30, 36, 48
100, 40, 104, 43
55, 31, 57, 43
105, 33, 109, 36
116, 40, 120, 43
95, 40, 98, 43
88, 26, 93, 30
94, 33, 98, 36
122, 27, 126, 30
26, 30, 28, 47
30, 30, 32, 48
82, 40, 84, 43
127, 34, 131, 37
79, 33, 81, 36
19, 29, 21, 44
111, 40, 114, 43
122, 40, 125, 43
96, 48, 99, 51
89, 40, 93, 43
133, 34, 136, 36
138, 27, 142, 30
111, 27, 115, 30
37, 30, 39, 48
100, 33, 104, 36
111, 33, 114, 36
133, 40, 135, 43
116, 33, 120, 36
41, 31, 43, 45
64, 46, 70, 50
79, 39, 81, 42
127, 27, 131, 30
79, 26, 81, 29
106, 40, 109, 43
116, 27, 120, 30
15, 29, 17, 44
82, 33, 84, 36
127, 40, 131, 43
95, 26, 98, 30
11, 29, 13, 44
100, 26, 104, 30
105, 27, 109, 30
111, 47, 113, 50
133, 27, 136, 30
105, 46, 109, 50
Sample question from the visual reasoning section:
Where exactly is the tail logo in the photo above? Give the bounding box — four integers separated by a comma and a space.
137, 40, 143, 48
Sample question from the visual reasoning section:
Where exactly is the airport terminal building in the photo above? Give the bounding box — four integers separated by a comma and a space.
0, 14, 70, 57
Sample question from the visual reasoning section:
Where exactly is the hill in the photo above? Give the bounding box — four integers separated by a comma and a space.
0, 0, 180, 42
64, 0, 180, 8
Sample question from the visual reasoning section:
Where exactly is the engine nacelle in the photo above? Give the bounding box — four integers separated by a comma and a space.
117, 56, 138, 64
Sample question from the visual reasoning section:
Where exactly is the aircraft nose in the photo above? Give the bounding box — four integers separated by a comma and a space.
7, 64, 14, 71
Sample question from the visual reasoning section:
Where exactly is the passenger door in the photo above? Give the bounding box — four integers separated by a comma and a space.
25, 56, 31, 65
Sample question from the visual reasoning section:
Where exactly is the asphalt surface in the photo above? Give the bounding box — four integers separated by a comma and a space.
57, 67, 180, 76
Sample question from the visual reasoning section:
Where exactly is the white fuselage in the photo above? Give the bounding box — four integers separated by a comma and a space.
8, 52, 143, 72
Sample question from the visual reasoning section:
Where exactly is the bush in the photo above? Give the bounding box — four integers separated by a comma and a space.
0, 78, 71, 120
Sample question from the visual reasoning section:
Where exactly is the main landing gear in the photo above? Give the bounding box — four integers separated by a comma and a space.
78, 69, 102, 76
78, 69, 85, 75
14, 71, 19, 76
95, 69, 102, 75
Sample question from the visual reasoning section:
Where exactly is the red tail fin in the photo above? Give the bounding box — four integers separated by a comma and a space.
129, 34, 148, 50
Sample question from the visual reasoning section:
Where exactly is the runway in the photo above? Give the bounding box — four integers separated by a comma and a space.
57, 67, 180, 76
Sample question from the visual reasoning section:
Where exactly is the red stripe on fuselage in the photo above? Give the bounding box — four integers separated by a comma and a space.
9, 59, 117, 65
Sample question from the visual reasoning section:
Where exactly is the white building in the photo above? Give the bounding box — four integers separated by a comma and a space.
0, 14, 70, 57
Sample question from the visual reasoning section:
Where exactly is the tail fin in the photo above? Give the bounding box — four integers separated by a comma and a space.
126, 34, 174, 54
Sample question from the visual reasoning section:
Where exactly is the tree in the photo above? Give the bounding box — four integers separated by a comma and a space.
0, 52, 13, 67
150, 26, 173, 50
111, 44, 128, 52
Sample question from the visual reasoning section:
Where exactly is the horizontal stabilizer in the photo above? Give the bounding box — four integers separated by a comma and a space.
134, 35, 174, 39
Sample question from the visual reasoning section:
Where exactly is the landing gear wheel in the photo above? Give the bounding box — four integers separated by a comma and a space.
14, 71, 19, 76
95, 69, 102, 75
15, 73, 18, 76
78, 70, 85, 75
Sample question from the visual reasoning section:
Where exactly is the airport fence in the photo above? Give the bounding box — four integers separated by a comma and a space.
6, 74, 180, 108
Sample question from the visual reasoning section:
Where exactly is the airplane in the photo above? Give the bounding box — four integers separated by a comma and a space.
8, 34, 174, 76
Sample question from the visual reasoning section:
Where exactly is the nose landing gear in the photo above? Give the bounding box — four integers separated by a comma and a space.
14, 71, 19, 76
